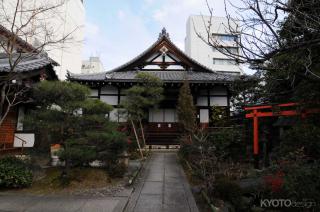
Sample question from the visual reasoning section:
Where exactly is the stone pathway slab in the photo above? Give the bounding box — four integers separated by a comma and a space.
0, 191, 130, 212
124, 152, 199, 212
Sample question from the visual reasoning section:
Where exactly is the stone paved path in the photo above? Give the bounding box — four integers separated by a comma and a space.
124, 151, 199, 212
0, 193, 130, 212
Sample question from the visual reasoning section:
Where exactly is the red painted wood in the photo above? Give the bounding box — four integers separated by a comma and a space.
145, 123, 181, 145
246, 110, 299, 118
244, 102, 297, 111
277, 102, 298, 107
146, 123, 180, 132
199, 123, 209, 129
245, 102, 319, 159
253, 111, 259, 155
244, 105, 272, 110
0, 108, 17, 146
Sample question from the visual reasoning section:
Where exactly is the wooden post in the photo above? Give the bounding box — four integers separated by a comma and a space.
253, 110, 259, 169
139, 119, 146, 148
244, 103, 320, 169
131, 120, 144, 158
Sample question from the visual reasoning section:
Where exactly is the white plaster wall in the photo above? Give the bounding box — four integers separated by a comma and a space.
109, 109, 118, 122
16, 106, 25, 131
100, 96, 118, 106
185, 15, 242, 74
149, 109, 163, 122
90, 89, 99, 97
109, 108, 127, 122
164, 109, 176, 122
100, 86, 118, 105
210, 96, 228, 106
119, 96, 127, 104
199, 109, 209, 123
118, 109, 127, 122
149, 109, 177, 123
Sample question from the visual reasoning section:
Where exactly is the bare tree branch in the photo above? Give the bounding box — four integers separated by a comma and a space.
0, 0, 79, 126
197, 0, 320, 83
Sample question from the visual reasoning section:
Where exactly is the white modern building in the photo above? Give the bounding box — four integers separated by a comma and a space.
49, 0, 85, 79
40, 0, 85, 79
81, 56, 104, 74
1, 0, 85, 79
185, 15, 243, 75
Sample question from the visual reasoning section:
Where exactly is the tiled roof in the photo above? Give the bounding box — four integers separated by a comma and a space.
0, 53, 55, 73
69, 70, 238, 83
67, 71, 107, 81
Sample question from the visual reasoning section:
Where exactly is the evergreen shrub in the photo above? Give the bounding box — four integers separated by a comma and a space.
214, 178, 243, 209
107, 162, 127, 178
0, 157, 33, 188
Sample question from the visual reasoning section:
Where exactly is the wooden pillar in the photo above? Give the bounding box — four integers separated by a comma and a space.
253, 110, 259, 169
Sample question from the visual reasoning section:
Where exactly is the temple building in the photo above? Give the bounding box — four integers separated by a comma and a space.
0, 25, 58, 153
68, 29, 239, 144
0, 56, 57, 152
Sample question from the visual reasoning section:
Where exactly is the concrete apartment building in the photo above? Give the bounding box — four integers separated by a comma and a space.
81, 56, 104, 74
185, 15, 243, 75
1, 0, 85, 79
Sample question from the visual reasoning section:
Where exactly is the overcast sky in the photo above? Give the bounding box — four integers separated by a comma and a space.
83, 0, 241, 71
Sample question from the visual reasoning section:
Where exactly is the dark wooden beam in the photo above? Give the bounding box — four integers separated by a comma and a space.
145, 62, 182, 66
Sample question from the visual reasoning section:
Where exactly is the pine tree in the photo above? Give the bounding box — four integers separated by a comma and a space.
122, 72, 163, 157
177, 79, 197, 134
25, 81, 127, 180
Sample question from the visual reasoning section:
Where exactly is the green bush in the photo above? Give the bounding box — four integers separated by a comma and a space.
107, 162, 127, 178
263, 120, 320, 210
209, 128, 246, 161
178, 142, 199, 161
214, 178, 243, 208
127, 136, 138, 153
280, 122, 320, 159
283, 162, 320, 203
0, 157, 33, 188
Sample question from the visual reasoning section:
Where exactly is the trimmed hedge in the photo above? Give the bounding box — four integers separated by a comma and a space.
0, 157, 33, 188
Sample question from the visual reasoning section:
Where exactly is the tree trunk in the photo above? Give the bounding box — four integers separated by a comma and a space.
139, 118, 146, 148
131, 120, 144, 158
60, 142, 70, 184
65, 158, 70, 176
0, 83, 8, 126
0, 105, 11, 128
61, 157, 70, 185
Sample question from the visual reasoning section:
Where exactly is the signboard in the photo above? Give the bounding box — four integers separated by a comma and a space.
13, 133, 35, 147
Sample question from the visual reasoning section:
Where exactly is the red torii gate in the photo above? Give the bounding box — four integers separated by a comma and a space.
244, 102, 318, 168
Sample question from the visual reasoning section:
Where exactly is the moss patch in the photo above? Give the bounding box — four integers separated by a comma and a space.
14, 167, 118, 195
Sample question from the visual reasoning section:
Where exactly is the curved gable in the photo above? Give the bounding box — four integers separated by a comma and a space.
110, 28, 214, 73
